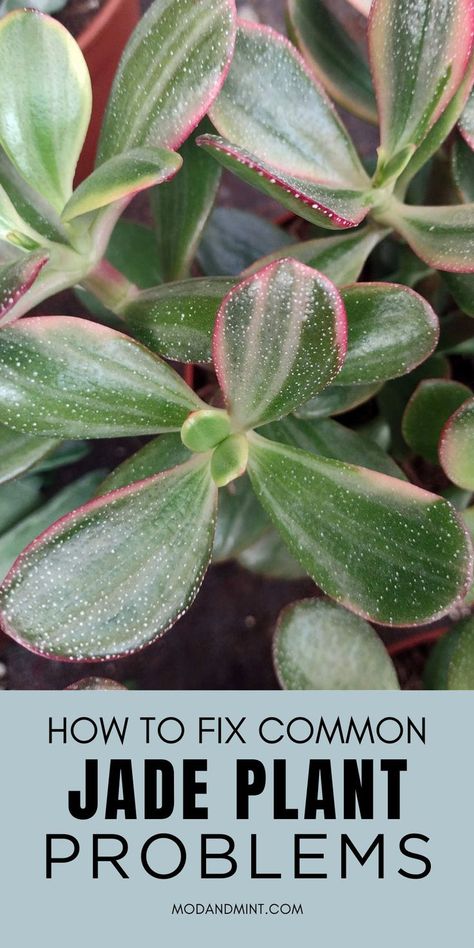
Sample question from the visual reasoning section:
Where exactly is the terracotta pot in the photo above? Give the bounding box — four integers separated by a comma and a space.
76, 0, 141, 182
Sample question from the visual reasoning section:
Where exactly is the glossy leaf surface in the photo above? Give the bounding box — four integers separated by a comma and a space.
287, 0, 377, 123
205, 22, 371, 228
402, 379, 472, 463
261, 415, 405, 479
99, 434, 191, 494
151, 118, 222, 282
337, 283, 439, 385
274, 598, 399, 689
0, 252, 49, 327
0, 11, 92, 210
214, 259, 347, 429
0, 317, 203, 438
0, 425, 59, 484
389, 202, 474, 273
296, 381, 381, 419
247, 433, 472, 624
98, 0, 236, 160
213, 473, 268, 561
459, 87, 474, 149
123, 277, 234, 363
0, 456, 217, 660
62, 148, 182, 222
0, 471, 104, 582
199, 134, 372, 229
439, 396, 474, 488
244, 227, 386, 286
369, 0, 474, 160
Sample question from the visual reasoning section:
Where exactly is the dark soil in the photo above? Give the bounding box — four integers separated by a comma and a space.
57, 0, 106, 37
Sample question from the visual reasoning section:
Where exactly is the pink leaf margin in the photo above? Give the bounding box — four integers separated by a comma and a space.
0, 454, 216, 663
212, 257, 348, 411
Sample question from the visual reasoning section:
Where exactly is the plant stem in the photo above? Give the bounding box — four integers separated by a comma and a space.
82, 260, 139, 315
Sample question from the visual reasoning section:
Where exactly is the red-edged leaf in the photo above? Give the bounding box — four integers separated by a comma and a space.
287, 0, 377, 124
61, 148, 182, 222
0, 455, 217, 660
386, 201, 474, 273
370, 0, 474, 161
205, 20, 371, 229
98, 0, 237, 161
402, 379, 472, 463
440, 396, 474, 489
247, 432, 473, 625
0, 316, 203, 437
460, 87, 474, 149
0, 252, 48, 326
213, 258, 347, 429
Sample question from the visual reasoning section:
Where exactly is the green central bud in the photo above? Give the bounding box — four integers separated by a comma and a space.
211, 433, 249, 487
181, 408, 232, 453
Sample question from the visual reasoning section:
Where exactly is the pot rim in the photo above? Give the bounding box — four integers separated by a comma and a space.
78, 0, 132, 51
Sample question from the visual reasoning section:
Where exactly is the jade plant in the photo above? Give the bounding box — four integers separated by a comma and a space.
0, 256, 470, 659
0, 0, 472, 682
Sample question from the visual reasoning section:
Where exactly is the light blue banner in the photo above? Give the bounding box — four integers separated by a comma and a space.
0, 691, 471, 945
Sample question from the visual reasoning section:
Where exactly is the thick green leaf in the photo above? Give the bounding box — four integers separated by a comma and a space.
213, 473, 269, 561
459, 87, 474, 150
98, 0, 236, 161
452, 134, 474, 203
439, 396, 474, 488
0, 455, 217, 659
0, 146, 70, 246
66, 677, 127, 690
336, 283, 439, 385
106, 220, 161, 289
238, 528, 306, 580
0, 11, 92, 211
399, 53, 474, 190
0, 252, 49, 327
0, 470, 104, 582
32, 440, 90, 474
123, 276, 234, 363
424, 628, 462, 688
387, 201, 474, 273
214, 258, 347, 429
205, 22, 371, 228
247, 433, 472, 624
244, 226, 387, 286
377, 353, 451, 459
296, 381, 382, 419
0, 316, 203, 438
274, 598, 399, 689
198, 208, 292, 276
369, 0, 474, 161
0, 425, 59, 484
261, 415, 405, 479
402, 379, 472, 463
287, 0, 377, 124
62, 148, 182, 223
0, 476, 42, 534
443, 272, 474, 316
151, 118, 222, 282
462, 506, 474, 603
447, 615, 474, 688
199, 133, 373, 230
99, 434, 191, 494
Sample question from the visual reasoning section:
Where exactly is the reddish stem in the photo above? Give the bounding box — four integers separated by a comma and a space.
184, 364, 194, 388
387, 625, 448, 657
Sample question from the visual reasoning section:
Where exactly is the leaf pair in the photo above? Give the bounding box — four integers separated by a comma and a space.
0, 259, 471, 659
